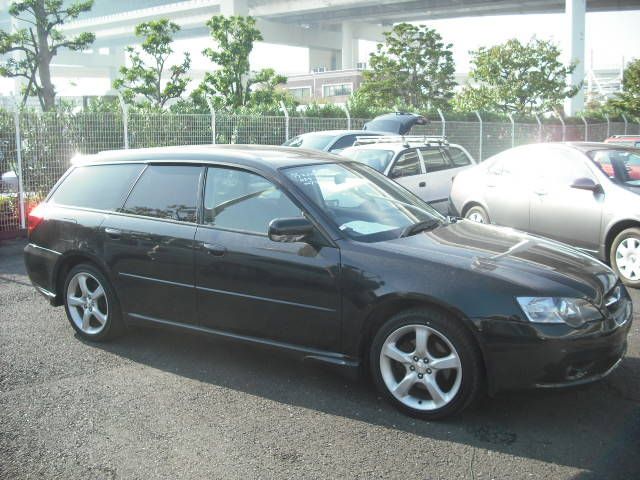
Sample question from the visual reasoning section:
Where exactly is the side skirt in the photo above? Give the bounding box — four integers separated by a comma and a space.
126, 313, 361, 379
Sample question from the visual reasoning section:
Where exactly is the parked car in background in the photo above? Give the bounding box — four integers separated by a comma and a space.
342, 136, 476, 214
283, 130, 384, 154
450, 142, 640, 287
605, 135, 640, 148
23, 145, 632, 420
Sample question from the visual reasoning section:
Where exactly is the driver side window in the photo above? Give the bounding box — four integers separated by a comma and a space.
203, 167, 301, 234
390, 150, 422, 178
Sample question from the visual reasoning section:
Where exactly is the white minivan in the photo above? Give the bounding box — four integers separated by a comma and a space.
341, 136, 476, 215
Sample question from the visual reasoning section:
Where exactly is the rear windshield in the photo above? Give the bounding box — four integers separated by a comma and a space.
283, 134, 335, 150
50, 163, 144, 210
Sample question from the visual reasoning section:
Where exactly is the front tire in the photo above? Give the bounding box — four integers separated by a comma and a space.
464, 205, 490, 224
370, 308, 483, 420
63, 263, 124, 341
610, 228, 640, 288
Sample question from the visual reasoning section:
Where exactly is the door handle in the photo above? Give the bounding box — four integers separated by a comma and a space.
203, 243, 226, 256
105, 228, 122, 239
418, 181, 426, 187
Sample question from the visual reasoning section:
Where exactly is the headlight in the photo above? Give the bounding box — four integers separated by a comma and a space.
516, 297, 603, 327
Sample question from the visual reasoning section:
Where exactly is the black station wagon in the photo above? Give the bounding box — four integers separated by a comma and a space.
24, 145, 632, 419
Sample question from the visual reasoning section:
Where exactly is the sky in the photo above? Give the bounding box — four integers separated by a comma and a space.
3, 9, 640, 97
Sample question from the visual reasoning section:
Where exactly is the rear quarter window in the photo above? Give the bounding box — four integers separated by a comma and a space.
50, 163, 144, 211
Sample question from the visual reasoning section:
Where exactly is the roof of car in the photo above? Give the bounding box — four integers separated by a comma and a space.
78, 144, 347, 172
562, 141, 640, 152
294, 130, 377, 137
343, 141, 465, 153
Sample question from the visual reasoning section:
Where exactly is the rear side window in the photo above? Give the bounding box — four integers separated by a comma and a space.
445, 147, 472, 167
50, 163, 144, 211
121, 165, 201, 222
329, 135, 357, 152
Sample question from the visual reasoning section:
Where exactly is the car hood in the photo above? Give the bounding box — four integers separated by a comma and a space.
376, 220, 617, 302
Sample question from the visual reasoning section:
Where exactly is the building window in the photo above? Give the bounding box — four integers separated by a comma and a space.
288, 87, 312, 100
322, 83, 352, 97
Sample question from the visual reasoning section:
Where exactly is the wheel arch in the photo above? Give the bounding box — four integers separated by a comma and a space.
359, 294, 489, 387
604, 219, 640, 262
51, 250, 113, 306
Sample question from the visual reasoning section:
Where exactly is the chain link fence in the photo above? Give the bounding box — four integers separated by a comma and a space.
1, 108, 638, 235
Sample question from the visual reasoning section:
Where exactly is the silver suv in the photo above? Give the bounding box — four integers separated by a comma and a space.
450, 142, 640, 287
342, 136, 476, 214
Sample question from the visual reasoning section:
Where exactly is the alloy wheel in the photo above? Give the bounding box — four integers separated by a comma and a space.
379, 324, 462, 411
467, 212, 485, 223
66, 272, 109, 335
615, 237, 640, 281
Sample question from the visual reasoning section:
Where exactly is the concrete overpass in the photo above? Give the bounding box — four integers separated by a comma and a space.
3, 0, 640, 113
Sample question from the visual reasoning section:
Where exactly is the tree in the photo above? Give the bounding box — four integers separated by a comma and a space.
194, 15, 291, 111
0, 0, 95, 110
454, 38, 579, 115
357, 23, 456, 111
606, 58, 640, 118
113, 19, 191, 110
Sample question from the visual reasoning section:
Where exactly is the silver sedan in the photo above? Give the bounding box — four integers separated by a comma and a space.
450, 142, 640, 287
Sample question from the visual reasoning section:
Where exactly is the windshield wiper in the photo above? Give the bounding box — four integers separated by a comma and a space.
401, 219, 440, 237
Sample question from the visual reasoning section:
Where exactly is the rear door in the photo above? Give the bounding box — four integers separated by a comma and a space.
102, 164, 202, 325
482, 150, 532, 231
388, 149, 427, 197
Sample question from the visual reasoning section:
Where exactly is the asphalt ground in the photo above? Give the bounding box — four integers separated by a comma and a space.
1, 237, 639, 480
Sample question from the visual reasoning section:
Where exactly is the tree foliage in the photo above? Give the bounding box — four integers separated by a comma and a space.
194, 15, 291, 111
605, 58, 640, 118
114, 19, 191, 109
0, 0, 95, 110
454, 38, 579, 115
357, 23, 456, 110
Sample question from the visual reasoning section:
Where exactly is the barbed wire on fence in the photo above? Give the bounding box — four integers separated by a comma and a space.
0, 107, 638, 233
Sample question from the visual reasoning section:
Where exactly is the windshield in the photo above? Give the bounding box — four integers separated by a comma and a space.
341, 148, 395, 172
283, 162, 445, 242
589, 148, 640, 186
283, 134, 335, 150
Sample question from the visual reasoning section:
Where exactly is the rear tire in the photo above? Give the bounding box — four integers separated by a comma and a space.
63, 263, 124, 341
370, 308, 483, 420
464, 205, 490, 224
610, 228, 640, 288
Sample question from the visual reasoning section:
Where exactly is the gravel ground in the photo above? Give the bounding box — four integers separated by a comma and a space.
1, 237, 639, 480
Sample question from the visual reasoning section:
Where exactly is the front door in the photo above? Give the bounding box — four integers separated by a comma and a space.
194, 166, 341, 351
388, 149, 427, 198
102, 164, 202, 325
529, 148, 603, 252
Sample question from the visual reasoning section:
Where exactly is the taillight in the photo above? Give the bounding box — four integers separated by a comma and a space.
27, 203, 45, 235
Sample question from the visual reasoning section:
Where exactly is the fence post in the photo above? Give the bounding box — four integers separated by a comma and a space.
437, 108, 446, 137
474, 111, 483, 161
621, 113, 628, 135
507, 113, 515, 148
280, 100, 290, 141
581, 114, 589, 141
11, 98, 25, 230
554, 109, 566, 141
206, 97, 216, 144
342, 104, 351, 130
605, 113, 610, 139
117, 92, 129, 149
534, 113, 542, 142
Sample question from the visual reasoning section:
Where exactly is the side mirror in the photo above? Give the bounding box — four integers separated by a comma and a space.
571, 177, 602, 193
268, 217, 314, 243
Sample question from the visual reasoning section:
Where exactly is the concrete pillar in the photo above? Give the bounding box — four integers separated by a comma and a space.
309, 48, 339, 72
565, 0, 585, 116
220, 0, 248, 15
341, 22, 358, 70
